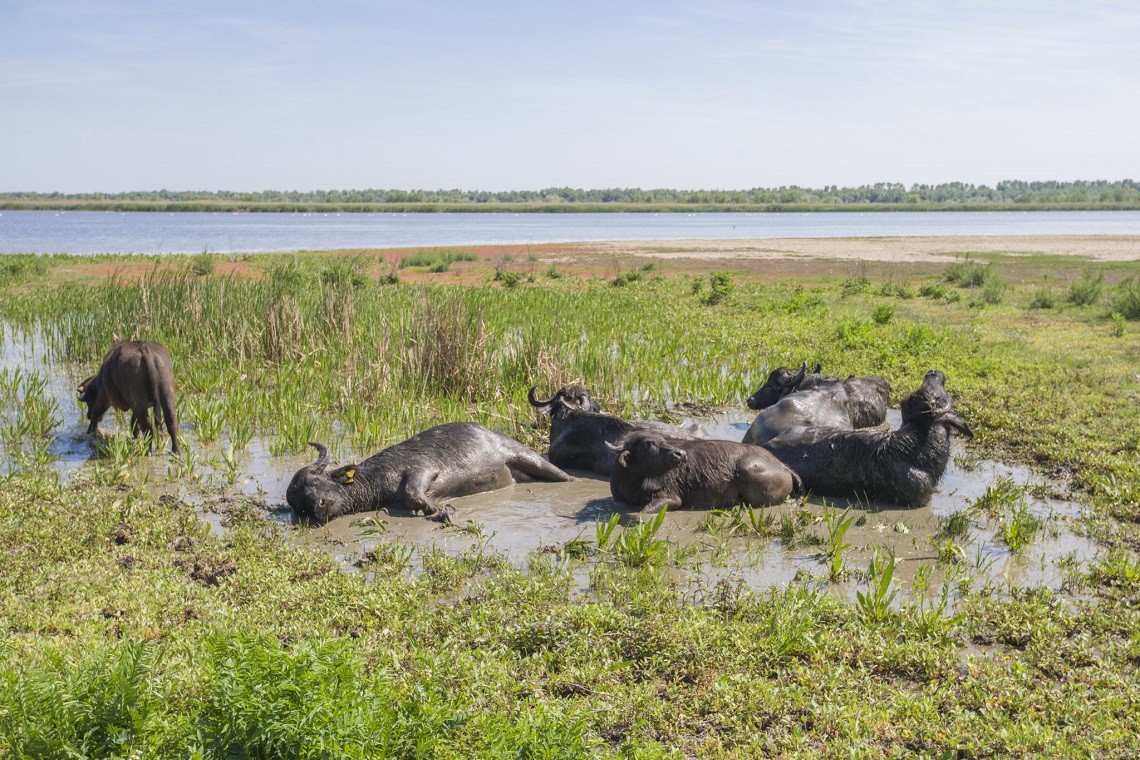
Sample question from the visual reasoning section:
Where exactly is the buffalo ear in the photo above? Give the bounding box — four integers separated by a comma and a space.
618, 450, 630, 468
813, 363, 822, 374
945, 413, 973, 438
329, 464, 358, 484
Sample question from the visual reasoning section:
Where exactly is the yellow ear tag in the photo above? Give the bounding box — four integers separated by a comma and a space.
344, 468, 355, 484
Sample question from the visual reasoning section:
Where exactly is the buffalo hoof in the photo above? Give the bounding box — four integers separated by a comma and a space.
426, 508, 453, 524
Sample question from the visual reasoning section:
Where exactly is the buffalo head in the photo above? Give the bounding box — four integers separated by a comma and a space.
528, 384, 601, 416
77, 375, 108, 425
747, 362, 819, 410
286, 442, 357, 523
901, 370, 973, 438
607, 433, 686, 477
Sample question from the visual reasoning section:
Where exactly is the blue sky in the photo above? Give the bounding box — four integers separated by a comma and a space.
2, 1, 1138, 192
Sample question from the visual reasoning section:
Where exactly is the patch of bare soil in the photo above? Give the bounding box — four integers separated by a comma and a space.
590, 234, 1140, 263
39, 235, 1138, 287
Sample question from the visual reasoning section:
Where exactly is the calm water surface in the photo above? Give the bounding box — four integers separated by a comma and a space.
3, 209, 1140, 255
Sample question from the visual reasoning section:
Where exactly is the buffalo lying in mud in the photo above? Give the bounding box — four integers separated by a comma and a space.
762, 370, 972, 507
528, 384, 705, 476
78, 341, 180, 454
287, 422, 573, 523
606, 432, 800, 513
742, 362, 891, 446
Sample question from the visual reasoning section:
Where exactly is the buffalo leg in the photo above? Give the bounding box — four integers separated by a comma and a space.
641, 496, 676, 515
507, 452, 574, 483
401, 472, 451, 523
131, 408, 156, 450
159, 396, 180, 454
736, 462, 796, 507
130, 411, 148, 437
84, 400, 108, 436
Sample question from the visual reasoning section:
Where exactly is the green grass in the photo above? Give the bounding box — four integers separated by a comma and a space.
2, 253, 1140, 756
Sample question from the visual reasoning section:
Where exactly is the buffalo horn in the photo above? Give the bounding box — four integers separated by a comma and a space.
307, 442, 331, 471
944, 412, 974, 438
604, 440, 624, 452
787, 361, 808, 389
527, 385, 554, 408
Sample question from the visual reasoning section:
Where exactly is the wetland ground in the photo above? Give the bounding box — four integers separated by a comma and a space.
1, 236, 1138, 757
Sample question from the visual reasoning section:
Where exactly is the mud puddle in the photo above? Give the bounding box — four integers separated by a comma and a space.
285, 409, 1094, 601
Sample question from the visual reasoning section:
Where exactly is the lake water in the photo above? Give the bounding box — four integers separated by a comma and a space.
3, 209, 1140, 255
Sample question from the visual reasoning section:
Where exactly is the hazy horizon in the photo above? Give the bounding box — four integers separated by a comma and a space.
4, 1, 1138, 193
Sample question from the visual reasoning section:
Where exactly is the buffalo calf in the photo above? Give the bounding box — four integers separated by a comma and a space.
78, 341, 180, 454
607, 432, 800, 513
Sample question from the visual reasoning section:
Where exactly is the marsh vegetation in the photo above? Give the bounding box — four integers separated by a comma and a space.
1, 250, 1138, 757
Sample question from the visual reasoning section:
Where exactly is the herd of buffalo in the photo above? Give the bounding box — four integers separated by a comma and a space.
79, 341, 974, 524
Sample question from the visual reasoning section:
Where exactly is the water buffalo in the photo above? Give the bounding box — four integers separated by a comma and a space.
286, 422, 573, 523
606, 432, 801, 513
762, 370, 972, 507
78, 340, 180, 454
742, 362, 891, 446
528, 384, 705, 476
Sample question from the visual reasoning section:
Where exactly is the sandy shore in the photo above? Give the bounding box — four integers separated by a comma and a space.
586, 234, 1140, 263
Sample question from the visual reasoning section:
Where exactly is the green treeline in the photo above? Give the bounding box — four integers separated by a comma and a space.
3, 179, 1140, 210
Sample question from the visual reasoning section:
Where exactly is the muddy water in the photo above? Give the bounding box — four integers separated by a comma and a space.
1, 324, 1098, 600
289, 409, 1095, 600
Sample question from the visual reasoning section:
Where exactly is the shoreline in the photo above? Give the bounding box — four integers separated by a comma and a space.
5, 201, 1140, 214
3, 235, 1138, 263
586, 234, 1140, 263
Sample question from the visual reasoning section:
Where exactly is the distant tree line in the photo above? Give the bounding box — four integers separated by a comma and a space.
3, 180, 1138, 206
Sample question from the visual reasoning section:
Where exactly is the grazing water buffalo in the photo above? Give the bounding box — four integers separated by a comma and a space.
286, 422, 573, 523
528, 384, 705, 476
606, 432, 800, 513
762, 370, 972, 507
742, 362, 891, 446
78, 341, 180, 453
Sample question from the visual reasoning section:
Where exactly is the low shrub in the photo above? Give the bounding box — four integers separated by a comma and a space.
702, 271, 733, 305
1065, 270, 1104, 306
611, 270, 644, 287
943, 256, 988, 287
872, 303, 896, 324
190, 250, 216, 277
400, 249, 477, 269
841, 275, 871, 296
1112, 277, 1140, 320
1029, 277, 1057, 309
981, 268, 1008, 304
919, 282, 948, 300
